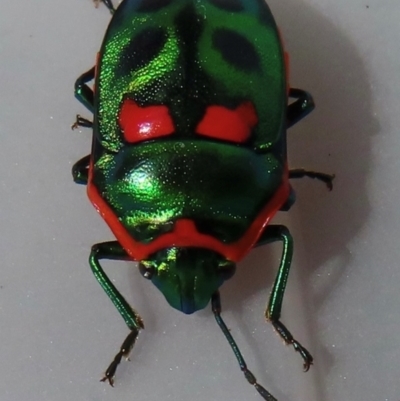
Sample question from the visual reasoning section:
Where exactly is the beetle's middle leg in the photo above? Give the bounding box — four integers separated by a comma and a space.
89, 241, 144, 386
286, 88, 335, 190
75, 66, 95, 112
71, 115, 93, 130
287, 88, 315, 128
72, 67, 95, 181
72, 155, 90, 185
258, 225, 313, 371
73, 66, 95, 128
289, 169, 335, 190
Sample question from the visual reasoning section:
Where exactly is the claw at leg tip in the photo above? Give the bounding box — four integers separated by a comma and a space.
100, 376, 114, 387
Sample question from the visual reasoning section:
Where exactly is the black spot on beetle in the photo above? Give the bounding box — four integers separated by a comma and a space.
118, 27, 167, 75
137, 0, 172, 12
257, 0, 277, 28
209, 0, 244, 12
213, 28, 260, 72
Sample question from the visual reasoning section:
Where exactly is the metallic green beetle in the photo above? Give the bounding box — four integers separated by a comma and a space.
72, 0, 333, 399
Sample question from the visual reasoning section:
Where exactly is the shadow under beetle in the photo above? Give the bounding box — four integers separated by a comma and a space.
72, 0, 334, 399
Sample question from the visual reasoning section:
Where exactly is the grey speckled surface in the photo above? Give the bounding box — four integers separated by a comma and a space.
0, 1, 399, 400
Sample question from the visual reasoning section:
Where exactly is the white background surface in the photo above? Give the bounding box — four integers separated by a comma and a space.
1, 0, 399, 400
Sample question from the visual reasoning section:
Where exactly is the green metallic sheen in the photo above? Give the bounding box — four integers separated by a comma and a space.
71, 0, 332, 396
93, 139, 282, 243
90, 0, 288, 320
95, 0, 285, 151
140, 247, 235, 314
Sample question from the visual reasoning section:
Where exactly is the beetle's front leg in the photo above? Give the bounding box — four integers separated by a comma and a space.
289, 168, 335, 191
89, 241, 144, 386
259, 225, 313, 371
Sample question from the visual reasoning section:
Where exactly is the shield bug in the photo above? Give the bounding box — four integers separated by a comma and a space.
72, 0, 334, 399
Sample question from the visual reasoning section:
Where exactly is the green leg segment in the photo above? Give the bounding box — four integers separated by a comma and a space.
289, 168, 335, 191
72, 155, 90, 185
212, 292, 277, 401
74, 66, 95, 125
287, 88, 315, 128
259, 225, 313, 371
75, 66, 95, 113
89, 241, 144, 386
72, 68, 95, 185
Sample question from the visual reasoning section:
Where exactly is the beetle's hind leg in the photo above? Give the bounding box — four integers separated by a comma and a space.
259, 225, 313, 371
289, 169, 335, 191
93, 0, 116, 14
89, 241, 144, 386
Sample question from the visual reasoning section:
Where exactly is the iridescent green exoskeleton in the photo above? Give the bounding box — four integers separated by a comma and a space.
72, 0, 334, 399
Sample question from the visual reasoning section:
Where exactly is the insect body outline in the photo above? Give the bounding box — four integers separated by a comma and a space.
72, 0, 334, 399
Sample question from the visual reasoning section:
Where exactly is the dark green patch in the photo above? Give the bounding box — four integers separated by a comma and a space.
117, 27, 168, 76
209, 0, 244, 12
212, 28, 260, 72
170, 5, 212, 136
137, 0, 172, 12
257, 0, 277, 27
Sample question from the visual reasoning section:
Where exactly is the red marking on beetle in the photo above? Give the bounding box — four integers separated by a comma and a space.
94, 53, 100, 90
87, 168, 290, 263
196, 102, 258, 143
119, 99, 175, 143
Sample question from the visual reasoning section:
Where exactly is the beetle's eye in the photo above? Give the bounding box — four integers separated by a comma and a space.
218, 262, 236, 281
139, 263, 155, 280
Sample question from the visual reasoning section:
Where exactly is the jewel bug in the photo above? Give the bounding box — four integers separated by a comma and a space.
72, 0, 334, 399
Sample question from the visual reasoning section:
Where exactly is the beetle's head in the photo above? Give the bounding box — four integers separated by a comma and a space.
139, 247, 235, 314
